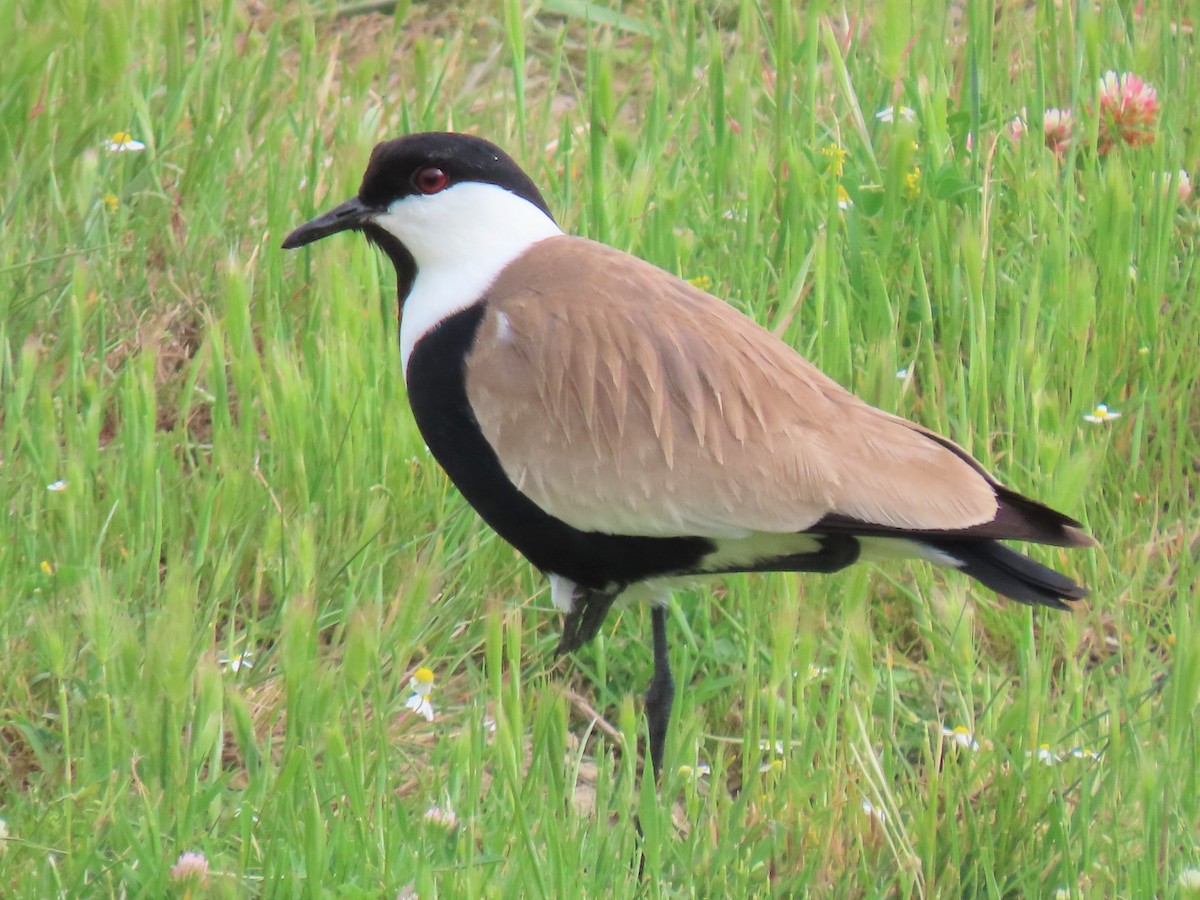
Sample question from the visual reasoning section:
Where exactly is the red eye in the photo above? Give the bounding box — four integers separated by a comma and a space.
414, 166, 450, 194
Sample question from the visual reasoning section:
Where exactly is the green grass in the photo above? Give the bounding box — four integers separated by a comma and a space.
2, 0, 1198, 895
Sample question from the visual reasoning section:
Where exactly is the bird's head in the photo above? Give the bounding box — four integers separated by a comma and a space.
282, 133, 559, 300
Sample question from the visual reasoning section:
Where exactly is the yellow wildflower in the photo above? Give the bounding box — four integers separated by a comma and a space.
820, 143, 848, 177
905, 165, 921, 199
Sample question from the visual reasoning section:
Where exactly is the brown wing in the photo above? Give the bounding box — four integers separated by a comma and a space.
464, 236, 999, 539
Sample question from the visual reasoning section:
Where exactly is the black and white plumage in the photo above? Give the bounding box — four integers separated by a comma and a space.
283, 132, 1094, 775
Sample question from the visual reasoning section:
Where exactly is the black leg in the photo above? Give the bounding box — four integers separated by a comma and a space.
644, 605, 674, 778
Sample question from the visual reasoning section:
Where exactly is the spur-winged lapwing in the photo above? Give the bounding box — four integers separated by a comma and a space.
283, 132, 1094, 776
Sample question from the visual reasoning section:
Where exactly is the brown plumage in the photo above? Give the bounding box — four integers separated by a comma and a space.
467, 236, 1091, 550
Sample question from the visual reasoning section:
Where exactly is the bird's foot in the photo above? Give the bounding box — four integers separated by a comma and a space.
555, 585, 620, 655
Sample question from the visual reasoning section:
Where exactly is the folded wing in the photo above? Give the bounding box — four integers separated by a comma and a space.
466, 236, 1033, 542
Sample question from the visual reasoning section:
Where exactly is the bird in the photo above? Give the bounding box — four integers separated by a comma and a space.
282, 132, 1094, 777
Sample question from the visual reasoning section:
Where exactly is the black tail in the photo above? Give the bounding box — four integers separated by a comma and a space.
927, 538, 1087, 610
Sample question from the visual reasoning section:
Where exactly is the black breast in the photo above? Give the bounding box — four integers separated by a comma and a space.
404, 304, 715, 589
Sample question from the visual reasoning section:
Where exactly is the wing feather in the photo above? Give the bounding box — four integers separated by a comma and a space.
465, 236, 998, 538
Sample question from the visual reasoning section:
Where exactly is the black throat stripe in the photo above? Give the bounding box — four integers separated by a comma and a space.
404, 304, 716, 589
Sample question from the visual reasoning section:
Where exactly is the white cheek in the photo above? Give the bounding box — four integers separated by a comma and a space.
375, 181, 563, 269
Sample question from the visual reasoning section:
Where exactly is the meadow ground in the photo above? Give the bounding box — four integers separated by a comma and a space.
1, 0, 1198, 896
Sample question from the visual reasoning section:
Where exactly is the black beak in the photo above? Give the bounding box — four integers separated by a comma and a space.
281, 196, 377, 249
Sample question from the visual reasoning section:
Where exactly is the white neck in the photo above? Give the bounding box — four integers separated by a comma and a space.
371, 181, 563, 374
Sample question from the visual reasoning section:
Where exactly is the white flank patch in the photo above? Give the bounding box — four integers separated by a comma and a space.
549, 575, 675, 613
619, 580, 673, 607
371, 182, 563, 373
549, 573, 577, 612
857, 536, 963, 568
701, 532, 824, 572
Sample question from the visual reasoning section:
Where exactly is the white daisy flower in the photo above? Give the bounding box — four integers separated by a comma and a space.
404, 666, 436, 721
218, 651, 254, 673
1083, 403, 1121, 424
941, 725, 979, 751
1027, 742, 1102, 766
104, 131, 145, 152
876, 105, 916, 124
1033, 744, 1062, 765
861, 799, 887, 823
795, 663, 830, 682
